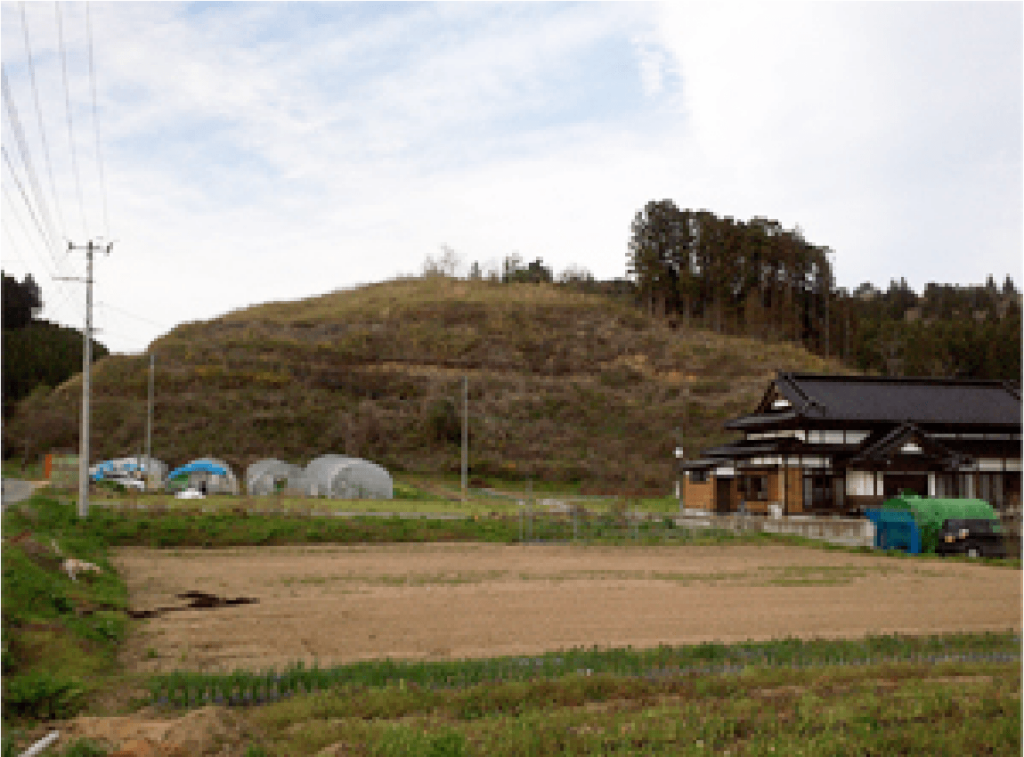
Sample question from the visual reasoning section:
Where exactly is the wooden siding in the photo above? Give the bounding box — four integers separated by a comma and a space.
682, 474, 715, 511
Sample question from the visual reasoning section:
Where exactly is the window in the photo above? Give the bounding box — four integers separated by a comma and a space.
689, 469, 709, 484
742, 475, 769, 501
806, 430, 865, 445
803, 473, 837, 510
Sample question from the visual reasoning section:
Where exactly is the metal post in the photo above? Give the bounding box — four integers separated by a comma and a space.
145, 352, 155, 488
527, 479, 532, 542
461, 376, 467, 503
824, 277, 829, 359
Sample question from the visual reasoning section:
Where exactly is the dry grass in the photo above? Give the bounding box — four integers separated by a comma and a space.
7, 277, 853, 489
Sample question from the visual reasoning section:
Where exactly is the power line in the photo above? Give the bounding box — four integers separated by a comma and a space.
55, 0, 88, 238
85, 1, 110, 239
0, 140, 77, 285
2, 143, 58, 256
1, 65, 62, 254
2, 183, 79, 320
2, 223, 33, 274
96, 300, 173, 331
20, 1, 67, 238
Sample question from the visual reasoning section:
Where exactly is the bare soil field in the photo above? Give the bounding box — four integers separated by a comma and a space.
113, 543, 1021, 674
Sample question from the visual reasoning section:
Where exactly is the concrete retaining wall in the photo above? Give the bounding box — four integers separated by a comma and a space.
675, 511, 876, 548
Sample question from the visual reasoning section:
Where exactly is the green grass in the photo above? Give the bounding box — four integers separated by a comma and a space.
242, 656, 1020, 756
21, 492, 1024, 568
2, 496, 130, 725
144, 630, 1021, 711
1, 457, 44, 480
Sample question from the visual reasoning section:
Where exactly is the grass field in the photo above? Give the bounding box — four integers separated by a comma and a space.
2, 493, 1020, 756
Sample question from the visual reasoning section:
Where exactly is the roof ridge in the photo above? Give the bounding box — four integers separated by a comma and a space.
788, 372, 1015, 388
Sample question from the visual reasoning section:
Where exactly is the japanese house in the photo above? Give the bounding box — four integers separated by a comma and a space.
679, 373, 1022, 516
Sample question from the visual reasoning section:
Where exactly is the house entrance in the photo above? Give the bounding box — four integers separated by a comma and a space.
715, 477, 733, 513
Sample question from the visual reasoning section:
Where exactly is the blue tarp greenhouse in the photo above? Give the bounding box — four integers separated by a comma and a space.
89, 456, 167, 483
166, 458, 239, 494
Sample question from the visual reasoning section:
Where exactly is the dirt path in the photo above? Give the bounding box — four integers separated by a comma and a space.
112, 543, 1021, 674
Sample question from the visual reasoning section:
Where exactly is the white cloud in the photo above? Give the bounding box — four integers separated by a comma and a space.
1, 1, 1019, 354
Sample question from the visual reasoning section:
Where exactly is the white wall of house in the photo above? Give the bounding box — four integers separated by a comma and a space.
846, 471, 883, 497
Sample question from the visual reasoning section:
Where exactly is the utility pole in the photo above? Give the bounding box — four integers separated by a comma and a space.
146, 352, 154, 489
63, 240, 112, 518
461, 375, 468, 503
824, 276, 830, 360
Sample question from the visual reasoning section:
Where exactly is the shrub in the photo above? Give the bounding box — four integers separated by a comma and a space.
2, 671, 86, 720
424, 399, 461, 444
61, 740, 108, 757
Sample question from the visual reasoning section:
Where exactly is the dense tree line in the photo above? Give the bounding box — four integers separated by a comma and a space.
2, 271, 107, 426
3, 272, 42, 329
625, 202, 1021, 381
627, 200, 834, 347
839, 277, 1021, 380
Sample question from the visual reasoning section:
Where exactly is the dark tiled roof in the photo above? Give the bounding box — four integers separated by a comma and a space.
700, 441, 782, 458
678, 457, 724, 471
724, 411, 799, 430
774, 373, 1021, 426
846, 422, 972, 470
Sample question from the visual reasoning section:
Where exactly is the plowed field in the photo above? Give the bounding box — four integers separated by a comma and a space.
113, 543, 1021, 673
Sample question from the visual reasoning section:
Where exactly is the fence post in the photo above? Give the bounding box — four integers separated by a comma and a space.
527, 480, 533, 542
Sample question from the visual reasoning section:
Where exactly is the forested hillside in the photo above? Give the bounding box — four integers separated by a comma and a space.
2, 271, 108, 425
624, 201, 1021, 381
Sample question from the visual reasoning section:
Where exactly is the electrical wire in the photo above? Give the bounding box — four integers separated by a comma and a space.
55, 0, 88, 238
20, 1, 67, 239
1, 66, 62, 256
1, 222, 33, 274
2, 185, 79, 322
2, 143, 58, 258
85, 1, 110, 240
96, 300, 173, 331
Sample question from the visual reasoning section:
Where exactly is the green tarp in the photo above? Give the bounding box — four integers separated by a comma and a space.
882, 494, 999, 553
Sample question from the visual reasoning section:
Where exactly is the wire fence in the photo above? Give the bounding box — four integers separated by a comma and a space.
515, 501, 696, 544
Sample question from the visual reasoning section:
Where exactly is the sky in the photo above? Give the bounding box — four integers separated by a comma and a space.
1, 1, 1021, 355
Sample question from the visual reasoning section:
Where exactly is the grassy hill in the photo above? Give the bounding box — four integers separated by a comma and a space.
4, 277, 852, 492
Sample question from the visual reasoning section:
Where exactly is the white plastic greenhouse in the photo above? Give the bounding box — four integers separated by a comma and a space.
245, 459, 308, 496
301, 454, 393, 500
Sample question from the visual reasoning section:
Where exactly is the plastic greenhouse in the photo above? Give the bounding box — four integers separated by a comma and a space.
166, 457, 239, 495
301, 454, 393, 500
245, 459, 308, 496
